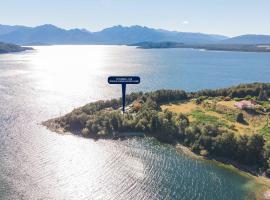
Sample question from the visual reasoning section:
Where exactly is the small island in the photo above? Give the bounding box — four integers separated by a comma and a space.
44, 83, 270, 181
129, 42, 270, 53
0, 42, 33, 54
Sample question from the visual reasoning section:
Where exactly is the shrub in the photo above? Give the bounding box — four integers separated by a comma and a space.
244, 95, 252, 100
82, 128, 89, 137
236, 113, 244, 123
200, 150, 209, 156
266, 169, 270, 177
195, 98, 203, 105
224, 96, 231, 101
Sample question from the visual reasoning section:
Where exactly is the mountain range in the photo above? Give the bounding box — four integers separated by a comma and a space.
0, 24, 270, 45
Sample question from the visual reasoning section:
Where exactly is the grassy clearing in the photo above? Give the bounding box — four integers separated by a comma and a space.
189, 109, 229, 127
161, 101, 198, 114
224, 113, 237, 122
217, 100, 237, 109
162, 99, 270, 139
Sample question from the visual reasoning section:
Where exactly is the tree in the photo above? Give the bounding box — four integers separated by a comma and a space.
236, 135, 249, 163
185, 126, 201, 145
246, 134, 265, 165
264, 141, 270, 161
135, 118, 149, 132
258, 89, 268, 101
149, 112, 160, 132
195, 98, 203, 105
109, 111, 121, 131
198, 135, 212, 151
201, 125, 218, 137
236, 113, 244, 123
176, 113, 189, 135
215, 131, 236, 157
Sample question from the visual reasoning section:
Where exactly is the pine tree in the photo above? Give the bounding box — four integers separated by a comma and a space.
258, 89, 268, 101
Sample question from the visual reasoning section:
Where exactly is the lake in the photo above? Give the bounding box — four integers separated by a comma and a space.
1, 45, 270, 199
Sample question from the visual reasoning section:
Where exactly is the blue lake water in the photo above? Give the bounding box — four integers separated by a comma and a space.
0, 45, 269, 199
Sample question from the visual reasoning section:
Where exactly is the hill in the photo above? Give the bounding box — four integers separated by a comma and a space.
221, 34, 270, 44
0, 42, 33, 54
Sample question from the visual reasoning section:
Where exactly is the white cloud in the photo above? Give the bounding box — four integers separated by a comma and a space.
182, 21, 189, 25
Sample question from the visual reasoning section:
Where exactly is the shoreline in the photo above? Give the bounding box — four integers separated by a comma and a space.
138, 46, 270, 53
42, 121, 270, 199
42, 119, 268, 179
130, 42, 270, 53
42, 83, 270, 199
155, 136, 270, 200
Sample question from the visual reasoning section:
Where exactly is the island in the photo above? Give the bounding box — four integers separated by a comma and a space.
129, 42, 270, 53
44, 82, 270, 181
0, 42, 33, 54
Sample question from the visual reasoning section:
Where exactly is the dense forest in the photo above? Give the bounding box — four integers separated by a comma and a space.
44, 83, 270, 176
0, 42, 33, 54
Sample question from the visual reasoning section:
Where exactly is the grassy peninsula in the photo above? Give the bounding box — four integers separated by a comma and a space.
130, 42, 270, 53
44, 83, 270, 179
0, 42, 33, 54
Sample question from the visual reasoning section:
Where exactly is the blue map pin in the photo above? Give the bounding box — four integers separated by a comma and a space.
108, 76, 140, 113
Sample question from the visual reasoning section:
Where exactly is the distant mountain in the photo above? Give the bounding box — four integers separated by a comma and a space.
0, 24, 228, 45
91, 25, 228, 44
0, 24, 95, 45
0, 24, 28, 35
0, 42, 33, 54
221, 34, 270, 44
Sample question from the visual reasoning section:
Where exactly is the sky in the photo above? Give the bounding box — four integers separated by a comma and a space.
0, 0, 269, 36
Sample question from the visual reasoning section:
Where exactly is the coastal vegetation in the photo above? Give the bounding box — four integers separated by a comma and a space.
0, 42, 33, 54
130, 42, 270, 53
44, 83, 270, 177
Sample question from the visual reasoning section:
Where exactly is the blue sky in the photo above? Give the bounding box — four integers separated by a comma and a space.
0, 0, 269, 36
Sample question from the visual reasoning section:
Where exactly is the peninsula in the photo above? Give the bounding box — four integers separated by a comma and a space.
44, 83, 270, 178
0, 42, 33, 54
130, 42, 270, 53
